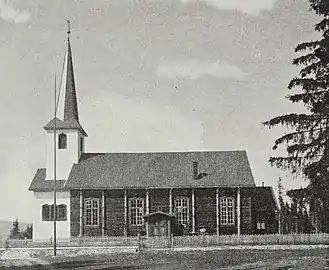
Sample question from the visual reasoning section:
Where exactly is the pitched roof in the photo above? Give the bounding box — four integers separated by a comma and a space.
65, 151, 256, 189
28, 168, 67, 192
43, 117, 88, 136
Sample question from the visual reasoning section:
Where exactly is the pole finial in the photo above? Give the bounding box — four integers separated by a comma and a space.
67, 20, 71, 35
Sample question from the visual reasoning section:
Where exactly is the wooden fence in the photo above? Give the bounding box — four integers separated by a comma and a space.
1, 233, 329, 250
172, 233, 329, 247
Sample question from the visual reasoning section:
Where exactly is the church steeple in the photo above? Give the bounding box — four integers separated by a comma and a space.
44, 23, 87, 180
44, 23, 87, 136
63, 32, 79, 122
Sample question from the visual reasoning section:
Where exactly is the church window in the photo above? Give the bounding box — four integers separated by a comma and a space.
85, 198, 100, 226
175, 197, 189, 228
220, 197, 235, 225
129, 198, 144, 226
41, 204, 67, 221
58, 133, 67, 149
80, 137, 84, 152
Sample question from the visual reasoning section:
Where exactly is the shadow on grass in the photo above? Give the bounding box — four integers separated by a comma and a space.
51, 259, 140, 269
0, 260, 141, 269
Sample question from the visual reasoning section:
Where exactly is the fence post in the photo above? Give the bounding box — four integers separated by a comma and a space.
170, 233, 174, 251
5, 238, 9, 250
137, 233, 141, 252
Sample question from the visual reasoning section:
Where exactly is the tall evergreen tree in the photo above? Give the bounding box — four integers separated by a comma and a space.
9, 218, 21, 239
263, 0, 329, 232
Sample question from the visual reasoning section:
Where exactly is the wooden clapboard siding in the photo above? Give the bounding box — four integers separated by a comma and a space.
106, 190, 125, 236
149, 189, 169, 213
69, 187, 277, 238
70, 190, 80, 237
195, 189, 216, 234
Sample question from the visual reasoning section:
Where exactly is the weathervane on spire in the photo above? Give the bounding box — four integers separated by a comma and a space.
67, 20, 71, 35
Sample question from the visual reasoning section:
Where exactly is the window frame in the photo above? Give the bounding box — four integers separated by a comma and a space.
129, 197, 145, 226
41, 204, 67, 221
80, 137, 84, 152
257, 221, 266, 230
174, 196, 189, 228
58, 133, 67, 149
220, 197, 235, 226
84, 198, 100, 227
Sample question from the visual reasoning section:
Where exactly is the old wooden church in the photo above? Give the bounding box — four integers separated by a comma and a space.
29, 31, 278, 240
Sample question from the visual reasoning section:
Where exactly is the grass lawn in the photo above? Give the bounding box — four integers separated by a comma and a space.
0, 248, 329, 269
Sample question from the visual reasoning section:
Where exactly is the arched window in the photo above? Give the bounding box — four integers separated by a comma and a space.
220, 197, 235, 225
58, 133, 67, 149
129, 198, 144, 226
57, 204, 67, 220
42, 204, 51, 221
175, 197, 189, 228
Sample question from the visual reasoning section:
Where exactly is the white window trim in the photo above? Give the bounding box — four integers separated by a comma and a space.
257, 221, 266, 230
41, 204, 67, 221
84, 198, 100, 227
220, 197, 235, 226
129, 197, 145, 226
58, 133, 67, 149
174, 196, 189, 228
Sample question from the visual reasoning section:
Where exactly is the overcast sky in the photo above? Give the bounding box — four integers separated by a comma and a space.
0, 0, 320, 222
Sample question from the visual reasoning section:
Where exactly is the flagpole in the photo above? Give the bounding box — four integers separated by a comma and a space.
53, 74, 57, 257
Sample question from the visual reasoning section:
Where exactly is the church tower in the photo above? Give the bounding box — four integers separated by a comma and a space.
43, 28, 87, 181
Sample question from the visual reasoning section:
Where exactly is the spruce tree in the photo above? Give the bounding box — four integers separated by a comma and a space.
264, 0, 329, 232
9, 218, 21, 239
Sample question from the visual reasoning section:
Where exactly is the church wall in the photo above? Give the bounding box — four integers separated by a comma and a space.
70, 190, 80, 237
46, 130, 81, 181
69, 187, 277, 238
32, 191, 71, 240
106, 190, 125, 236
195, 188, 217, 234
149, 189, 169, 213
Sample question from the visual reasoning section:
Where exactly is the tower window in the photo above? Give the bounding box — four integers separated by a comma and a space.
80, 137, 84, 152
58, 133, 67, 149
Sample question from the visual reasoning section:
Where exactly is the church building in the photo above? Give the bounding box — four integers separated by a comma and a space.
29, 31, 278, 241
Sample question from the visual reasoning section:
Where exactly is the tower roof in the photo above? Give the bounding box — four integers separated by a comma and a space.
63, 37, 79, 122
44, 27, 87, 136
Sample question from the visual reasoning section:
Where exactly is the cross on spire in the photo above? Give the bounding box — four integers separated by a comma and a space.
67, 20, 71, 36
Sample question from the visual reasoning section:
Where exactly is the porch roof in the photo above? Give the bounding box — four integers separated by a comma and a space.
28, 168, 67, 192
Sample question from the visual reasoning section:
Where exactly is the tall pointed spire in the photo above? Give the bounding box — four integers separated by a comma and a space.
63, 31, 79, 122
44, 21, 87, 137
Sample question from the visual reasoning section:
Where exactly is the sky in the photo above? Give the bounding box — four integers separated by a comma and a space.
0, 0, 321, 222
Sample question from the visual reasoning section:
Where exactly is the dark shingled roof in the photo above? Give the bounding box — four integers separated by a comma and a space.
28, 168, 67, 192
64, 37, 79, 122
65, 151, 256, 189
